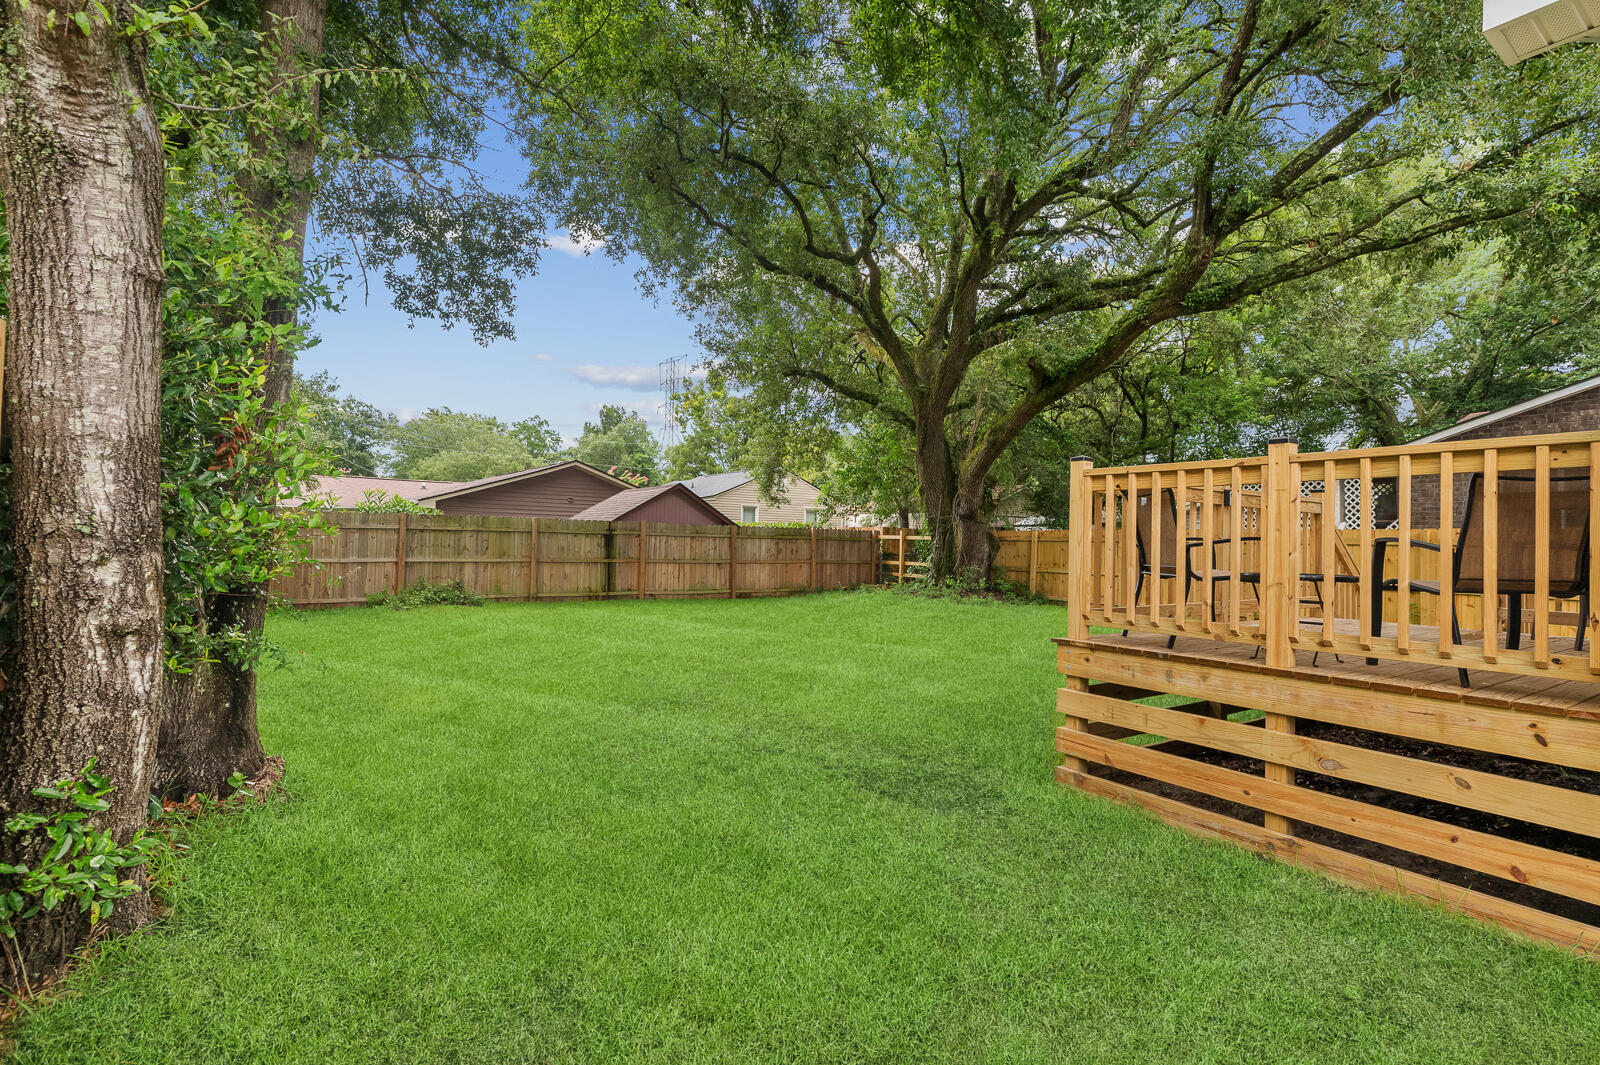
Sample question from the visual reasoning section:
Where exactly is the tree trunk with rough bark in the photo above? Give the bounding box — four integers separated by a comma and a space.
912, 412, 958, 581
0, 0, 166, 985
952, 476, 997, 579
157, 0, 326, 799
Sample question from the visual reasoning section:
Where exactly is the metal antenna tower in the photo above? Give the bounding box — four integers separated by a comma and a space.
659, 355, 688, 448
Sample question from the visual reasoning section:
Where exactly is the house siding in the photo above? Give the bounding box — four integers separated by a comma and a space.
621, 492, 733, 525
1403, 386, 1600, 529
704, 476, 828, 524
432, 466, 626, 518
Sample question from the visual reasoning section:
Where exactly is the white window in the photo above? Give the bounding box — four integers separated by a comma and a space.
804, 508, 819, 523
741, 505, 758, 523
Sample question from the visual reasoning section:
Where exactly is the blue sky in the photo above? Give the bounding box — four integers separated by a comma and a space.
301, 223, 699, 444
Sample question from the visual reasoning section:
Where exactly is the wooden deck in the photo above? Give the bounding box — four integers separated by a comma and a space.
1056, 628, 1600, 955
1067, 630, 1600, 720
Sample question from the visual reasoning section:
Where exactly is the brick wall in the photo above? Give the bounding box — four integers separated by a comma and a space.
1408, 386, 1600, 528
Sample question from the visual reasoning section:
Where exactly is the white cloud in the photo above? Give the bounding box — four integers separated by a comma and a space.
528, 352, 554, 363
393, 407, 419, 423
545, 230, 604, 258
569, 364, 658, 392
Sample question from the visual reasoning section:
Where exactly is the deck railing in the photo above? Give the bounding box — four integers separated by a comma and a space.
1066, 432, 1600, 683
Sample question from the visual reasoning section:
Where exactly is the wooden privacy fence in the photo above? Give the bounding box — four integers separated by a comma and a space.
273, 511, 880, 608
877, 527, 1070, 598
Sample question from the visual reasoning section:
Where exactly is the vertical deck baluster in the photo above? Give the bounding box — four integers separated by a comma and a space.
1321, 459, 1335, 646
1229, 465, 1244, 636
1123, 471, 1138, 628
1439, 451, 1454, 658
1534, 444, 1551, 668
1174, 468, 1188, 633
1358, 457, 1373, 651
1591, 443, 1600, 673
1100, 475, 1116, 624
1201, 467, 1215, 636
1150, 470, 1164, 631
1397, 454, 1412, 654
1483, 449, 1499, 663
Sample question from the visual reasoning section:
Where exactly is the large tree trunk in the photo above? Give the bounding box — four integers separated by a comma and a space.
0, 0, 166, 985
952, 474, 997, 579
158, 0, 326, 798
912, 413, 958, 580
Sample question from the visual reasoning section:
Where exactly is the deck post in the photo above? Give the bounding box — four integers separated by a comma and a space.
1068, 456, 1095, 642
1263, 439, 1298, 670
1262, 438, 1299, 835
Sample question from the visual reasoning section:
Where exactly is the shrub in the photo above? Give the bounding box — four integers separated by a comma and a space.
366, 578, 486, 610
0, 760, 161, 987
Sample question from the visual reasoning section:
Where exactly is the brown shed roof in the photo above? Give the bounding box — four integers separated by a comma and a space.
569, 483, 736, 524
417, 460, 633, 503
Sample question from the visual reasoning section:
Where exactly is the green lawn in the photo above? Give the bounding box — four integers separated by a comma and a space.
9, 591, 1599, 1064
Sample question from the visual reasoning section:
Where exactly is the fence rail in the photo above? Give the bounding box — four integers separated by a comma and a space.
1067, 430, 1600, 684
273, 512, 880, 607
876, 527, 1070, 598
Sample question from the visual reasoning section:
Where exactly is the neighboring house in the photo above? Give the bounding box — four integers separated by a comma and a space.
301, 461, 636, 518
569, 483, 735, 525
297, 474, 466, 508
1357, 375, 1600, 529
676, 471, 828, 524
418, 461, 635, 517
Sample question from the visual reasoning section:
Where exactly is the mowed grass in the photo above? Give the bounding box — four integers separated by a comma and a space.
10, 591, 1600, 1064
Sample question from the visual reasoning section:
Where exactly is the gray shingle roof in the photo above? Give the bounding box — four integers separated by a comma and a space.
675, 471, 753, 498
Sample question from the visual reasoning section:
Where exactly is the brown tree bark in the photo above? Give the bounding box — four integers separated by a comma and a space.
0, 0, 167, 985
157, 0, 326, 799
911, 408, 958, 581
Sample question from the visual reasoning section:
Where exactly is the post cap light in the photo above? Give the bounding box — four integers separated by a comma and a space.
1484, 0, 1600, 65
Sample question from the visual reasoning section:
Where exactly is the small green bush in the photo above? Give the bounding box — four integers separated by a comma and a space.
366, 579, 487, 610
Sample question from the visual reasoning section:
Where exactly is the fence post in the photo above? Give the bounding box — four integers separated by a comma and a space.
728, 524, 738, 599
874, 529, 883, 584
529, 517, 539, 601
810, 526, 819, 591
1029, 528, 1040, 596
395, 513, 408, 594
1067, 456, 1094, 642
638, 521, 647, 600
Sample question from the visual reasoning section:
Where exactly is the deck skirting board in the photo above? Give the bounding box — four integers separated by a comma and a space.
1057, 638, 1600, 955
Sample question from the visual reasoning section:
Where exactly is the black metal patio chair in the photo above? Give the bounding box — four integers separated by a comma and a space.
1119, 486, 1204, 649
1368, 470, 1591, 687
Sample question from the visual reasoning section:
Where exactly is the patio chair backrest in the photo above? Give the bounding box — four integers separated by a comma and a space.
1132, 487, 1187, 573
1454, 471, 1590, 597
